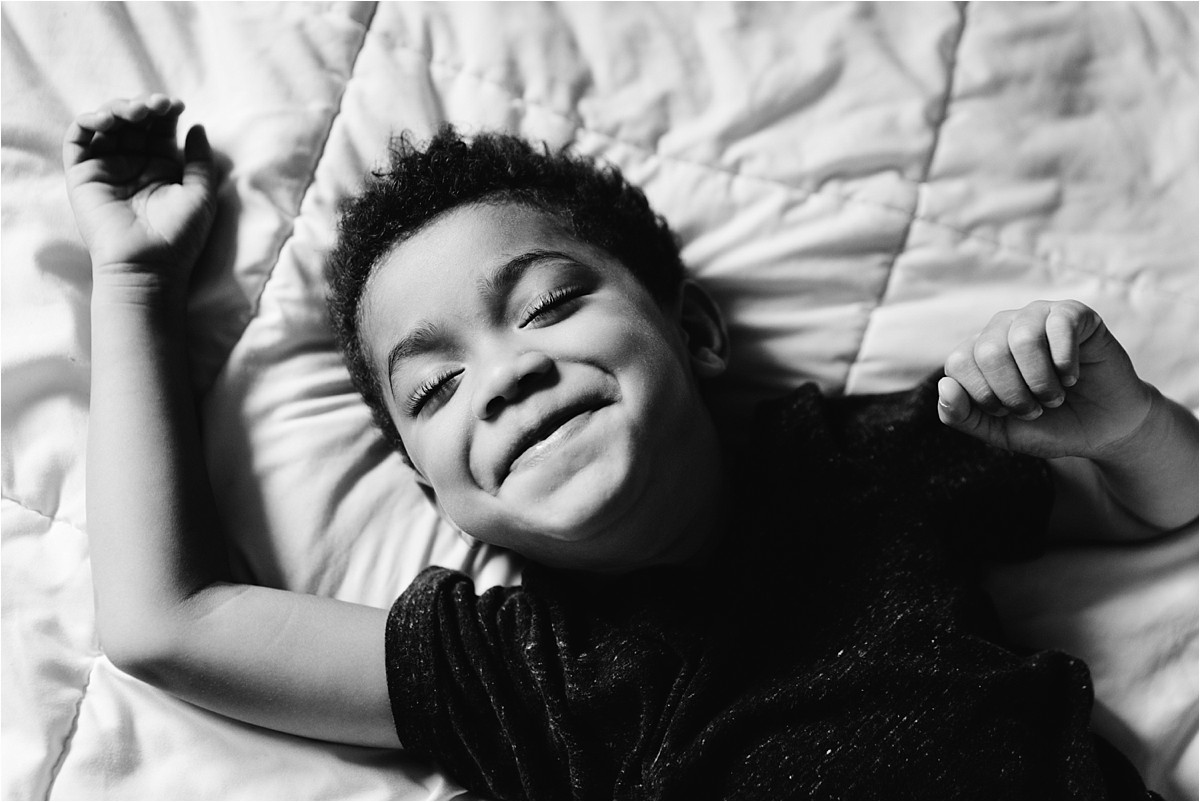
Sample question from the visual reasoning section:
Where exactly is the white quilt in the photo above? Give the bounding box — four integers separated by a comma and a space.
2, 2, 1196, 799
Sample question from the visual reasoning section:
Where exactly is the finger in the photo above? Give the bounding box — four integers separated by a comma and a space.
143, 93, 179, 116
1046, 301, 1102, 386
106, 97, 154, 124
973, 325, 1043, 420
182, 124, 217, 194
145, 111, 181, 158
72, 108, 114, 133
937, 375, 1007, 446
944, 340, 1009, 417
95, 95, 180, 127
1007, 306, 1066, 409
63, 117, 100, 167
117, 95, 184, 157
66, 98, 166, 144
936, 375, 973, 426
64, 95, 186, 171
143, 95, 185, 133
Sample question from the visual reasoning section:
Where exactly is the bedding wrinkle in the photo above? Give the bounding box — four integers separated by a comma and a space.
2, 497, 99, 799
376, 9, 1158, 302
100, 4, 171, 103
1, 495, 82, 538
209, 2, 378, 388
0, 13, 77, 165
845, 3, 968, 388
403, 10, 1153, 312
387, 31, 919, 218
42, 654, 98, 801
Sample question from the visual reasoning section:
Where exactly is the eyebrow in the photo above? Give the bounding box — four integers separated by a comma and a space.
476, 248, 574, 298
384, 248, 576, 386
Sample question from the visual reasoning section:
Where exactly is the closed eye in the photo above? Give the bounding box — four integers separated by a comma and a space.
404, 368, 462, 417
519, 286, 587, 328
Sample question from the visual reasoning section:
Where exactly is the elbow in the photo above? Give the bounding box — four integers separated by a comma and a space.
96, 609, 194, 689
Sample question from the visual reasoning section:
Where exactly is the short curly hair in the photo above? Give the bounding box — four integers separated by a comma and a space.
326, 125, 687, 460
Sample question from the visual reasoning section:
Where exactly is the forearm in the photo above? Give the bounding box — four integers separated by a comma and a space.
1091, 385, 1198, 531
1050, 386, 1199, 540
87, 278, 229, 652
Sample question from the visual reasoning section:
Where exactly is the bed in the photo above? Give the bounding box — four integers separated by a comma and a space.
2, 1, 1196, 798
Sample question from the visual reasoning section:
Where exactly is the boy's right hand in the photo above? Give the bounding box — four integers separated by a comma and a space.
63, 94, 217, 297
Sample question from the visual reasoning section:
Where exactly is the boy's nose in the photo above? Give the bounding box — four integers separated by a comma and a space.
473, 350, 554, 419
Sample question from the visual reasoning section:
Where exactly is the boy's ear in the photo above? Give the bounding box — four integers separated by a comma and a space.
677, 279, 729, 379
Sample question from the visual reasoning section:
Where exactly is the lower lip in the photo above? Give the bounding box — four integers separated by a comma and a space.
509, 409, 596, 475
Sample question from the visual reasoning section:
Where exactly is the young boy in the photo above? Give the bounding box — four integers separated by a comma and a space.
65, 94, 1196, 798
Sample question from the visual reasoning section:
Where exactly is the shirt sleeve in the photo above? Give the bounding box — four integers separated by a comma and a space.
385, 566, 569, 799
385, 565, 686, 800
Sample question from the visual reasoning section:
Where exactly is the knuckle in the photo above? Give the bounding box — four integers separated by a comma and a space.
943, 349, 974, 376
1007, 326, 1044, 357
973, 339, 1010, 370
1052, 299, 1087, 321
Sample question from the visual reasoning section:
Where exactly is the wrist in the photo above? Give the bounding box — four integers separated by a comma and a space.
1088, 385, 1200, 532
91, 268, 189, 313
1089, 382, 1162, 464
91, 277, 190, 347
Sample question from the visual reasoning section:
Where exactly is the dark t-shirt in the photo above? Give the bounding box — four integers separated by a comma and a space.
385, 376, 1152, 799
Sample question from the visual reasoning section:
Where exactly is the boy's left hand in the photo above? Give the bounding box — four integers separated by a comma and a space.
938, 300, 1154, 460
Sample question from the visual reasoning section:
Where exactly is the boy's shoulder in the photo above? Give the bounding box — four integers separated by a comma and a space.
742, 371, 1052, 562
749, 372, 944, 461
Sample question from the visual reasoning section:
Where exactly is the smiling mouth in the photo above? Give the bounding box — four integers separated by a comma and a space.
505, 401, 605, 478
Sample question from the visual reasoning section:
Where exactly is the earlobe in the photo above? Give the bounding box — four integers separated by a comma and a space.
678, 279, 729, 379
691, 345, 727, 378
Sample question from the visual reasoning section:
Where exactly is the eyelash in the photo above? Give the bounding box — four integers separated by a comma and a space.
404, 369, 460, 416
520, 285, 584, 327
404, 285, 586, 417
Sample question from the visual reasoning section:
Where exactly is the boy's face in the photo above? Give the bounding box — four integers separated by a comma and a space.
359, 202, 725, 572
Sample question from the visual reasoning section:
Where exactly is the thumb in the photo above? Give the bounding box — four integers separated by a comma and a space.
182, 124, 216, 195
937, 375, 1005, 446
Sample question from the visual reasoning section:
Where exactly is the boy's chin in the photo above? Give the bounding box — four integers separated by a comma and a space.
499, 423, 636, 500
500, 452, 645, 543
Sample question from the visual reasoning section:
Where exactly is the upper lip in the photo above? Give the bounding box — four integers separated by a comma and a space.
497, 395, 608, 480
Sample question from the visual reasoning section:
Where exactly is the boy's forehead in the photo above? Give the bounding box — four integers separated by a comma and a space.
371, 202, 616, 304
389, 202, 575, 273
362, 202, 626, 330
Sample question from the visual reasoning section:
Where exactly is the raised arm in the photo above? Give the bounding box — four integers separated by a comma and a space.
67, 95, 398, 747
936, 299, 1198, 541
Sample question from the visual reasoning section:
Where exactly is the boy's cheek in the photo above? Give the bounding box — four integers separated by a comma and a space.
591, 313, 688, 377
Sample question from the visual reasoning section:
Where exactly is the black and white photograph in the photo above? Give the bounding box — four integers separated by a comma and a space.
2, 2, 1197, 799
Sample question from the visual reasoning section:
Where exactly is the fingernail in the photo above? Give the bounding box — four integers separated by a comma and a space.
1017, 407, 1043, 421
1044, 395, 1064, 409
1062, 375, 1077, 387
